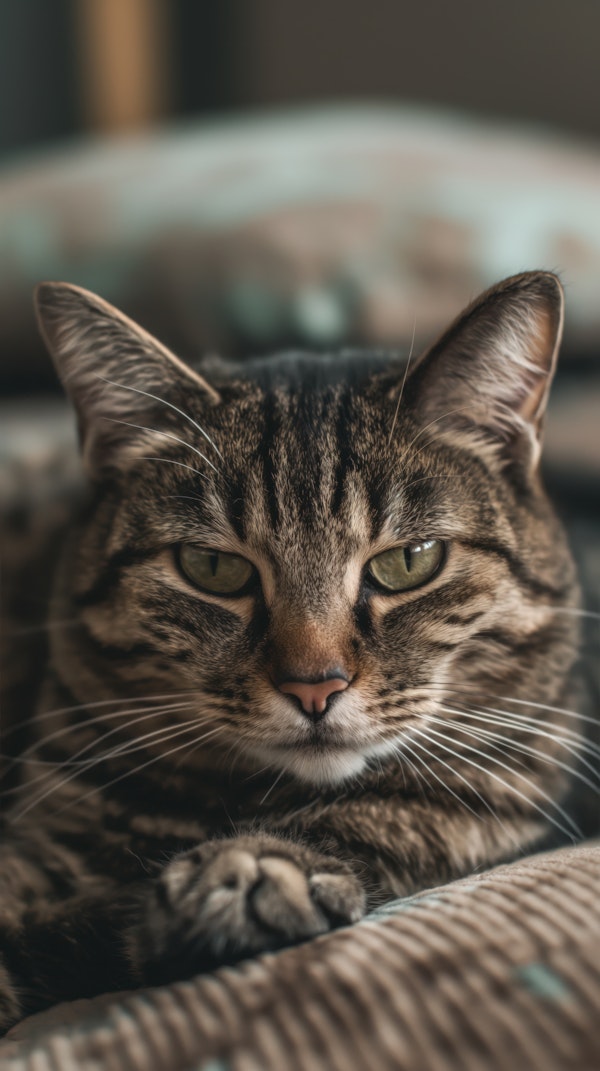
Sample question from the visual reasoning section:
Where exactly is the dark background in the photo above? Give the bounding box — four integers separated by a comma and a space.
1, 0, 599, 161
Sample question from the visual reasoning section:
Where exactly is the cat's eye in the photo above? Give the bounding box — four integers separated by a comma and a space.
178, 546, 256, 595
367, 540, 444, 592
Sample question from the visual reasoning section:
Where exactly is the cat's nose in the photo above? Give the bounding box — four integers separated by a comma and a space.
278, 674, 350, 719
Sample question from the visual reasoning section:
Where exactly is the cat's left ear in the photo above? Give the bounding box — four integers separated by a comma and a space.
403, 271, 564, 472
35, 282, 220, 476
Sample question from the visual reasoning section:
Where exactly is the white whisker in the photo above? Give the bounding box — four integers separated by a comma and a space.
400, 404, 476, 466
6, 691, 197, 736
387, 317, 416, 447
494, 694, 600, 728
389, 738, 479, 820
429, 712, 599, 794
415, 725, 581, 843
138, 457, 210, 481
438, 685, 599, 727
93, 374, 224, 460
49, 725, 226, 820
383, 736, 428, 795
404, 736, 521, 850
6, 703, 198, 800
10, 716, 212, 823
538, 605, 600, 621
259, 767, 286, 806
441, 704, 600, 767
106, 418, 219, 473
21, 701, 194, 761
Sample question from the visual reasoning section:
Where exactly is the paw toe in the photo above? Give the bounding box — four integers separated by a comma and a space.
251, 856, 327, 937
309, 872, 366, 924
209, 849, 260, 893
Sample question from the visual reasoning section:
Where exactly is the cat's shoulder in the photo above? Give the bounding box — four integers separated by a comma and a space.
0, 399, 82, 778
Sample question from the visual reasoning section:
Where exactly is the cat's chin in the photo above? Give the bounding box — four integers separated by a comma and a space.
256, 745, 369, 786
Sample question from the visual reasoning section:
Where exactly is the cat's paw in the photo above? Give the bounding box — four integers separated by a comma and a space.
129, 835, 365, 984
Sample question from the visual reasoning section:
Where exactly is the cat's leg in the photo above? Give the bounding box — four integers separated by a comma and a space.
0, 831, 137, 1031
127, 796, 540, 985
284, 797, 546, 901
1, 800, 534, 1018
127, 834, 365, 985
0, 828, 362, 1025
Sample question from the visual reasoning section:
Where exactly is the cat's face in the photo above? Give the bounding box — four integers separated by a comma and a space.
36, 272, 579, 786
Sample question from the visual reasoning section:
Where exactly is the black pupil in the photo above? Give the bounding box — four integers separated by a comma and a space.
404, 547, 412, 573
210, 553, 219, 577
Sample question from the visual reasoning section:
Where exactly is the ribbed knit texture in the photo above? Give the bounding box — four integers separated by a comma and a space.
2, 842, 599, 1071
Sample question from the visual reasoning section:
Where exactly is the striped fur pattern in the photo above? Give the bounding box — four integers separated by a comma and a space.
0, 271, 591, 1030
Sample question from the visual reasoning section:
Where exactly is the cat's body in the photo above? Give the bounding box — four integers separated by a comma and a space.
0, 271, 593, 1030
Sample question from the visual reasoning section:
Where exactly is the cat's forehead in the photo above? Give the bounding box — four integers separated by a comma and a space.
214, 355, 396, 496
211, 350, 403, 458
192, 355, 475, 556
209, 349, 403, 393
121, 349, 495, 561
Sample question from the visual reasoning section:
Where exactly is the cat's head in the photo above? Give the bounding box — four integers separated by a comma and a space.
35, 272, 579, 786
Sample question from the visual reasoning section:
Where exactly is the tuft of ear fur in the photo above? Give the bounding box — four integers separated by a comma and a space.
403, 271, 564, 472
35, 283, 220, 477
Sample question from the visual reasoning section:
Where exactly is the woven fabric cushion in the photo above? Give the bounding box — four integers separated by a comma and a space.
2, 841, 599, 1071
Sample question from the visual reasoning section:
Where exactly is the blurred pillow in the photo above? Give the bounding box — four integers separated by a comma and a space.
1, 105, 600, 391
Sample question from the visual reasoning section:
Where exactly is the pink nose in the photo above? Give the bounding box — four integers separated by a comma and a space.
278, 677, 349, 717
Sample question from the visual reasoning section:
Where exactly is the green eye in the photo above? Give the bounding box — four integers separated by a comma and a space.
367, 540, 444, 592
178, 546, 255, 595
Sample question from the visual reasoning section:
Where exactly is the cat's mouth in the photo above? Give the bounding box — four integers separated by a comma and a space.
257, 740, 369, 785
267, 720, 358, 751
252, 722, 387, 785
271, 736, 347, 754
246, 689, 408, 784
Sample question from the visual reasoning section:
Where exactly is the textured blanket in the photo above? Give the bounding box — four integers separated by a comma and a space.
2, 841, 599, 1071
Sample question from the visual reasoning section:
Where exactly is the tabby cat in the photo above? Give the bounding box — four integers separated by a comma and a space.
0, 271, 590, 1031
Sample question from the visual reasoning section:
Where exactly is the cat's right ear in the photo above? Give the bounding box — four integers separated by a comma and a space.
35, 282, 220, 476
401, 271, 564, 473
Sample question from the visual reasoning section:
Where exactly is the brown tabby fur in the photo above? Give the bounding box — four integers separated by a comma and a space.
0, 271, 591, 1030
